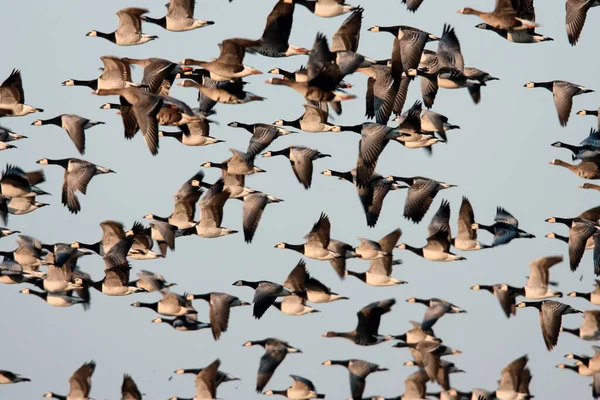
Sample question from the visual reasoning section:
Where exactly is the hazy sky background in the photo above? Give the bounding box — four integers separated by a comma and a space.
2, 0, 600, 398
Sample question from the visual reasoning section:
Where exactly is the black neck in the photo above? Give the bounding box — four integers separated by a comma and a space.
346, 270, 366, 282
46, 159, 71, 168
411, 298, 430, 306
138, 302, 159, 311
284, 243, 305, 254
161, 131, 183, 141
404, 244, 424, 256
40, 116, 63, 126
239, 280, 260, 289
181, 368, 202, 375
294, 0, 316, 11
269, 148, 291, 157
328, 360, 349, 367
533, 81, 554, 90
553, 217, 575, 227
77, 242, 101, 253
284, 119, 301, 129
71, 79, 98, 89
378, 26, 400, 36
230, 122, 254, 133
389, 176, 413, 185
29, 289, 47, 300
562, 327, 580, 337
46, 393, 67, 400
143, 15, 167, 28
337, 124, 363, 133
192, 293, 211, 301
270, 389, 288, 396
96, 31, 117, 43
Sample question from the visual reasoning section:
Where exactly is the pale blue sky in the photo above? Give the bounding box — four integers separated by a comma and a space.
1, 0, 599, 399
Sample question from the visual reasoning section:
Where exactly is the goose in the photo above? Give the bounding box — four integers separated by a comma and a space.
0, 165, 47, 199
102, 100, 199, 129
292, 0, 358, 17
551, 139, 600, 162
241, 192, 283, 243
321, 359, 387, 400
0, 227, 19, 239
131, 290, 196, 317
453, 197, 490, 250
125, 222, 163, 260
556, 361, 594, 376
347, 229, 406, 286
557, 218, 600, 272
474, 22, 553, 43
0, 370, 30, 384
177, 78, 266, 106
182, 179, 237, 238
517, 300, 582, 350
568, 279, 600, 305
62, 56, 136, 90
578, 108, 600, 129
323, 238, 360, 278
524, 81, 594, 126
173, 367, 240, 386
472, 206, 535, 246
186, 292, 249, 340
93, 88, 198, 154
389, 320, 440, 345
274, 102, 340, 133
32, 115, 104, 155
357, 65, 398, 125
269, 66, 310, 82
506, 255, 564, 299
152, 315, 210, 331
181, 39, 261, 81
159, 116, 223, 147
193, 171, 253, 200
370, 370, 429, 400
39, 247, 84, 294
393, 341, 461, 384
133, 270, 175, 292
202, 148, 265, 175
0, 126, 26, 142
43, 360, 96, 400
227, 121, 293, 158
144, 173, 202, 230
457, 0, 538, 30
494, 355, 532, 400
265, 77, 355, 104
0, 69, 43, 117
230, 1, 308, 57
170, 359, 222, 400
233, 279, 292, 319
0, 258, 39, 285
145, 220, 177, 256
322, 298, 395, 345
7, 197, 48, 216
561, 310, 600, 340
0, 142, 15, 151
420, 110, 460, 142
142, 0, 213, 32
19, 288, 88, 308
120, 57, 184, 96
471, 283, 516, 318
353, 237, 388, 260
0, 235, 48, 271
462, 67, 498, 104
275, 212, 340, 260
244, 338, 301, 393
387, 176, 455, 223
71, 220, 126, 256
304, 269, 348, 302
272, 260, 320, 316
36, 158, 115, 214
408, 67, 483, 108
121, 374, 142, 400
405, 360, 464, 391
262, 146, 330, 189
550, 158, 600, 179
264, 374, 325, 399
566, 0, 600, 45
86, 7, 157, 46
407, 297, 467, 331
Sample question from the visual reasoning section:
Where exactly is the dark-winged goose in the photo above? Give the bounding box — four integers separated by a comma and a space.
387, 176, 455, 223
276, 212, 340, 260
321, 359, 387, 400
131, 290, 196, 317
227, 121, 293, 158
264, 374, 324, 398
457, 0, 538, 30
566, 0, 600, 45
43, 360, 96, 400
561, 310, 600, 340
471, 283, 518, 318
0, 165, 47, 198
262, 146, 330, 189
86, 7, 157, 46
186, 292, 250, 340
524, 80, 594, 126
62, 56, 136, 90
0, 69, 43, 117
272, 260, 320, 316
292, 0, 358, 17
0, 370, 30, 384
517, 300, 582, 350
233, 279, 291, 319
453, 196, 491, 250
241, 192, 283, 243
142, 0, 214, 32
407, 297, 467, 331
71, 220, 125, 256
244, 338, 301, 393
472, 206, 535, 246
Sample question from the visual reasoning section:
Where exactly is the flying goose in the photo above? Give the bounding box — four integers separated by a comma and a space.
173, 367, 240, 386
62, 56, 136, 90
262, 146, 330, 189
0, 235, 48, 271
393, 341, 461, 384
0, 370, 30, 384
475, 21, 553, 43
274, 102, 340, 133
227, 121, 293, 158
322, 359, 387, 400
555, 218, 600, 272
142, 0, 213, 31
550, 158, 600, 179
325, 238, 360, 278
38, 246, 84, 294
517, 300, 582, 350
233, 279, 292, 319
169, 359, 221, 400
265, 77, 355, 104
568, 279, 600, 305
275, 212, 340, 260
457, 0, 538, 30
322, 298, 395, 345
0, 142, 15, 151
182, 179, 237, 238
7, 197, 48, 216
0, 69, 43, 117
292, 0, 358, 17
145, 220, 177, 256
472, 206, 535, 246
125, 222, 162, 260
331, 7, 363, 52
578, 108, 600, 129
186, 292, 250, 340
387, 176, 455, 223
159, 116, 222, 147
19, 288, 88, 308
264, 374, 325, 398
370, 370, 429, 400
494, 355, 532, 400
121, 374, 142, 400
241, 192, 283, 243
272, 260, 320, 315
357, 65, 398, 125
419, 109, 459, 142
244, 338, 301, 393
566, 0, 600, 45
43, 360, 96, 400
471, 284, 516, 318
561, 310, 600, 340
347, 229, 406, 286
120, 57, 184, 96
0, 257, 39, 285
230, 1, 308, 57
133, 270, 175, 292
408, 67, 483, 108
407, 297, 466, 331
86, 7, 157, 46
404, 359, 464, 391
131, 290, 196, 316
202, 148, 265, 175
71, 220, 126, 256
181, 39, 261, 80
551, 138, 600, 162
0, 126, 25, 143
93, 88, 198, 155
389, 320, 440, 346
524, 80, 594, 126
32, 115, 104, 155
353, 237, 388, 260
452, 197, 490, 250
0, 165, 47, 198
194, 170, 254, 199
303, 268, 348, 302
503, 255, 564, 299
177, 78, 266, 106
152, 315, 210, 332
36, 158, 115, 214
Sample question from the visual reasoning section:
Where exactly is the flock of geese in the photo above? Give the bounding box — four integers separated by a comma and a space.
1, 0, 600, 399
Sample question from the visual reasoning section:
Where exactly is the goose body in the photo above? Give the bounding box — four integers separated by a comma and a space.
86, 7, 157, 46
